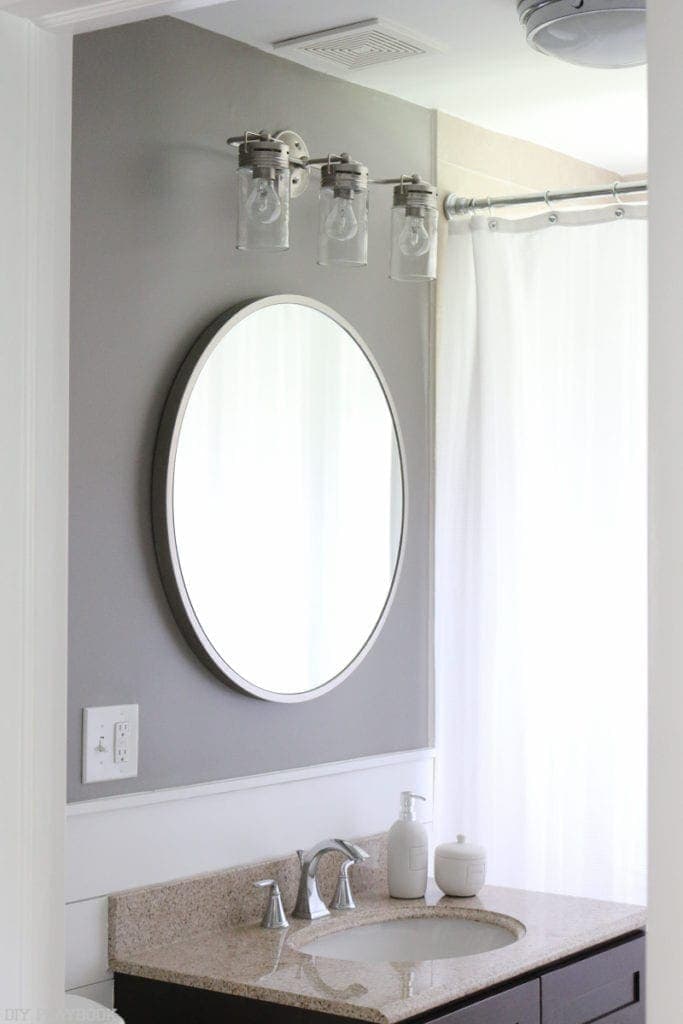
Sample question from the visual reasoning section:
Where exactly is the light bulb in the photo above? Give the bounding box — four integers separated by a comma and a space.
324, 196, 359, 242
245, 178, 282, 225
398, 214, 431, 258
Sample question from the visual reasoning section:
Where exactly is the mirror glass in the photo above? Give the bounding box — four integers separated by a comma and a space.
158, 298, 404, 701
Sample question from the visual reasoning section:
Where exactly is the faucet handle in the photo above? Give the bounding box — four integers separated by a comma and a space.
342, 840, 370, 863
254, 879, 289, 930
330, 858, 358, 911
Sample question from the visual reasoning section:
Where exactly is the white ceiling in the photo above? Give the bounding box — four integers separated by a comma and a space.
178, 0, 647, 174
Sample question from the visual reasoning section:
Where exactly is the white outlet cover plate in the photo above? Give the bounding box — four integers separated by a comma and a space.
82, 704, 139, 783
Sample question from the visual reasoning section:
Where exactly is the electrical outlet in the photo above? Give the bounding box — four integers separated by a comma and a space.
114, 720, 129, 764
82, 704, 139, 783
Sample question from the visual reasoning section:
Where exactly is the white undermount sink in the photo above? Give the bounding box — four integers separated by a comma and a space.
298, 914, 522, 963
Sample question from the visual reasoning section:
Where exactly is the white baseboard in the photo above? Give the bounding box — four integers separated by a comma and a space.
65, 748, 435, 991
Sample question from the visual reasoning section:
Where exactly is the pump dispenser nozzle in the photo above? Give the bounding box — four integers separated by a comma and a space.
399, 791, 426, 821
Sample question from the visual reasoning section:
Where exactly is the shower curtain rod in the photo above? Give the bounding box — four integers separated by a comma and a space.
443, 179, 648, 220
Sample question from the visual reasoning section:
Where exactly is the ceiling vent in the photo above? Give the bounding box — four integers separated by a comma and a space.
272, 19, 445, 72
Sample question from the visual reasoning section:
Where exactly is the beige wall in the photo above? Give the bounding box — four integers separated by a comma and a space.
434, 110, 646, 334
436, 110, 621, 209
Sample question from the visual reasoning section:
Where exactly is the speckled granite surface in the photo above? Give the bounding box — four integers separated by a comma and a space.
109, 834, 389, 961
109, 836, 646, 1024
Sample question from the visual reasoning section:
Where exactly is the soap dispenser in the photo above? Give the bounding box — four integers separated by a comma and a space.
388, 791, 428, 899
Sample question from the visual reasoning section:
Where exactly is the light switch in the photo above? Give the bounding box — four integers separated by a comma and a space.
82, 704, 139, 783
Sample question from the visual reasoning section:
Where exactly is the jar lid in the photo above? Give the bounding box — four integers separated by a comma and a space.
435, 834, 486, 861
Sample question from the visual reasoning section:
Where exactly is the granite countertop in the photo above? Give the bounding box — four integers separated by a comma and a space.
110, 841, 646, 1024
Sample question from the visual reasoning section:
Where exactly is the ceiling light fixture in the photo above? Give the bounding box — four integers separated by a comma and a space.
518, 0, 647, 69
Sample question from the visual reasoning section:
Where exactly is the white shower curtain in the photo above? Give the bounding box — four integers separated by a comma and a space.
435, 205, 647, 905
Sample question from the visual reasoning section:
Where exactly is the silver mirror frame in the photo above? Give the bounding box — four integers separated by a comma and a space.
152, 294, 407, 702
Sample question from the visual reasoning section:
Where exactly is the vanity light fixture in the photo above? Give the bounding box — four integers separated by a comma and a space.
232, 132, 290, 252
370, 174, 439, 282
227, 130, 310, 252
388, 176, 439, 282
226, 129, 438, 280
317, 154, 369, 268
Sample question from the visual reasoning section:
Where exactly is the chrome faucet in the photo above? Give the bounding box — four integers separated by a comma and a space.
331, 858, 358, 911
293, 838, 369, 920
254, 879, 289, 929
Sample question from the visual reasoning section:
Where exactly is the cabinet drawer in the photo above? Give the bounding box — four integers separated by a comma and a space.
583, 1009, 643, 1024
541, 936, 645, 1024
430, 979, 540, 1023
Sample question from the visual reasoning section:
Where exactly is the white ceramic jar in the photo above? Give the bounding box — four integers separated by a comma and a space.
434, 834, 486, 897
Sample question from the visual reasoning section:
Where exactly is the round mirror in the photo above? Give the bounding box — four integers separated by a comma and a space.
153, 296, 405, 702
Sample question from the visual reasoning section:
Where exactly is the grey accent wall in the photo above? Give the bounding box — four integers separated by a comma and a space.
69, 17, 432, 801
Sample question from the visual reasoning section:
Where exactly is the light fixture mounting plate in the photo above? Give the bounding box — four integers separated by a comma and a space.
275, 129, 310, 198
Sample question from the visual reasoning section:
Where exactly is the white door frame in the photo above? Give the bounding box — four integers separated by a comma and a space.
648, 3, 683, 1021
0, 0, 679, 1016
0, 12, 71, 1010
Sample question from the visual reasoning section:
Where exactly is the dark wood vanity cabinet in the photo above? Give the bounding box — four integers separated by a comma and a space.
425, 934, 644, 1024
427, 980, 540, 1024
114, 933, 645, 1024
540, 935, 645, 1024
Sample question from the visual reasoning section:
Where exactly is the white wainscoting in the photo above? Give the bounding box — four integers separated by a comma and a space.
65, 747, 435, 998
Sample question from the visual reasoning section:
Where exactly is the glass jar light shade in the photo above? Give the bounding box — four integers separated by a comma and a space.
237, 165, 291, 252
318, 158, 369, 268
390, 203, 438, 282
318, 186, 368, 267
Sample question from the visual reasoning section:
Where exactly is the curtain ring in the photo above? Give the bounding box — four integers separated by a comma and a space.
544, 190, 558, 224
612, 180, 627, 218
487, 197, 494, 217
